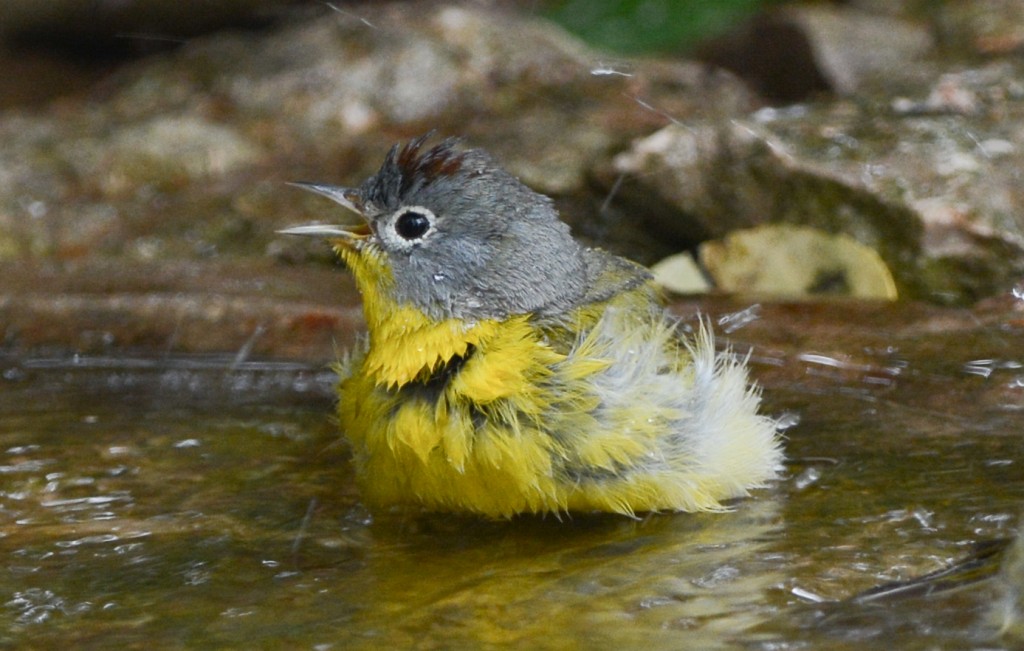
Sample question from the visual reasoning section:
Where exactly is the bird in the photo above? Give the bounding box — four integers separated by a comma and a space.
280, 134, 782, 518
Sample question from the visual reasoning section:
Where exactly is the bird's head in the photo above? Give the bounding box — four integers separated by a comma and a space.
281, 135, 587, 326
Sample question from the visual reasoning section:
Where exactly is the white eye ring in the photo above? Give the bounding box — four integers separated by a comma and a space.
394, 208, 433, 240
380, 205, 436, 251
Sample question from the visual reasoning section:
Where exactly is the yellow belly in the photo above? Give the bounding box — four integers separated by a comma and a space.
337, 306, 782, 518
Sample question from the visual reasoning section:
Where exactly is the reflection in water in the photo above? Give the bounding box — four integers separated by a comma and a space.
0, 312, 1023, 649
344, 501, 782, 649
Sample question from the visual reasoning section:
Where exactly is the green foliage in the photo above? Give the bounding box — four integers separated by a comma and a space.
545, 0, 775, 54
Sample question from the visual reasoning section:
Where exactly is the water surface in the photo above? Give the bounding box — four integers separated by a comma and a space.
2, 304, 1022, 649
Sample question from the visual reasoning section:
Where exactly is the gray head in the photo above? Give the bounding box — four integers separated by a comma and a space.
284, 135, 588, 322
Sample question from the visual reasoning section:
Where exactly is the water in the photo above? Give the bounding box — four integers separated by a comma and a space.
1, 301, 1022, 649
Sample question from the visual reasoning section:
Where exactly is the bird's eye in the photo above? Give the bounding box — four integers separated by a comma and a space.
394, 209, 432, 240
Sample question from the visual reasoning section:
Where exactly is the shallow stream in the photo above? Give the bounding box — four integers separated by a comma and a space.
2, 300, 1022, 649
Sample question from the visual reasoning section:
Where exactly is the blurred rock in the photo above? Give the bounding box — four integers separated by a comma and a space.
612, 81, 1024, 303
931, 0, 1024, 58
698, 5, 934, 102
12, 7, 740, 243
757, 1, 1024, 76
94, 116, 265, 192
649, 252, 710, 295
699, 224, 898, 300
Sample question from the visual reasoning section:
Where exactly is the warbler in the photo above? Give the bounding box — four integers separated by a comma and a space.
281, 135, 782, 518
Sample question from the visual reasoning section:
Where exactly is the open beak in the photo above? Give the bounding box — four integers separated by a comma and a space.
277, 182, 371, 243
286, 182, 364, 215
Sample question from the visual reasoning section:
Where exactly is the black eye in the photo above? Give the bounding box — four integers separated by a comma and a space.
394, 209, 431, 240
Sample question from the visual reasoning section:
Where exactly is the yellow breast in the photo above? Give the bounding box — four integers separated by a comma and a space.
339, 305, 578, 516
